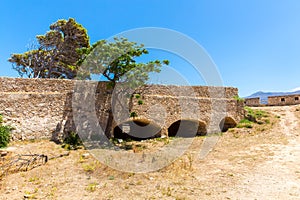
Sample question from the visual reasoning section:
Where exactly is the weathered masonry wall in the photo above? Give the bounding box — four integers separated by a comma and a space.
268, 94, 300, 106
244, 97, 260, 107
245, 94, 300, 107
0, 77, 244, 140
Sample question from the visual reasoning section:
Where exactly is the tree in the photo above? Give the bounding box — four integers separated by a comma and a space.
8, 18, 90, 79
78, 37, 169, 138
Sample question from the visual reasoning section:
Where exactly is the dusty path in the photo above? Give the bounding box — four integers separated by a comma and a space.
228, 106, 300, 199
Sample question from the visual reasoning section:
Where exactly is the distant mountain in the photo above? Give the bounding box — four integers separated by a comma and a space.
245, 90, 300, 104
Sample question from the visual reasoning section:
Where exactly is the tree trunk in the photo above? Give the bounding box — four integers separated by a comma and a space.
104, 109, 114, 138
104, 85, 116, 139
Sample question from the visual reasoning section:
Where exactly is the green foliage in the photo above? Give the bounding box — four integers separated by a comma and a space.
9, 18, 90, 79
239, 119, 253, 124
245, 106, 268, 122
135, 94, 141, 99
0, 126, 11, 148
78, 37, 168, 137
237, 107, 271, 129
130, 111, 138, 118
236, 119, 253, 128
86, 183, 98, 192
78, 37, 169, 87
0, 114, 11, 148
137, 100, 144, 105
62, 132, 82, 150
233, 95, 245, 102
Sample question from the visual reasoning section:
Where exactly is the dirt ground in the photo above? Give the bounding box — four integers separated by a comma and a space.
0, 105, 300, 200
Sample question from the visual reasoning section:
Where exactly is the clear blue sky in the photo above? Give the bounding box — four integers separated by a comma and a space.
1, 0, 300, 97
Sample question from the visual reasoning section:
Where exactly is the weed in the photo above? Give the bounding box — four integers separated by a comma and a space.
130, 111, 138, 118
28, 177, 40, 184
82, 163, 96, 173
237, 119, 253, 128
62, 132, 82, 150
161, 187, 173, 196
0, 126, 11, 148
245, 107, 268, 122
154, 137, 170, 144
49, 187, 57, 197
239, 119, 252, 124
24, 189, 38, 199
78, 155, 86, 163
233, 95, 245, 102
138, 100, 144, 105
0, 115, 12, 148
85, 182, 98, 192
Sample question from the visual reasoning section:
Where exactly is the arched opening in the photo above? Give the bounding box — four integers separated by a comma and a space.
219, 117, 237, 132
113, 119, 161, 140
168, 120, 207, 137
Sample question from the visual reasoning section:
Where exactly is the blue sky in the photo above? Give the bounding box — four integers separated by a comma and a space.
1, 0, 300, 97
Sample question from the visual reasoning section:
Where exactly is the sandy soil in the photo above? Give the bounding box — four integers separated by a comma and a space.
226, 105, 300, 199
0, 105, 299, 200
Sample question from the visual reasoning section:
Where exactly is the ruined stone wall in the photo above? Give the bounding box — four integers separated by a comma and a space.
268, 94, 300, 106
245, 97, 260, 107
0, 77, 244, 140
128, 86, 243, 134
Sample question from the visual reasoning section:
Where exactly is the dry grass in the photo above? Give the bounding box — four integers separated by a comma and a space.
0, 107, 296, 199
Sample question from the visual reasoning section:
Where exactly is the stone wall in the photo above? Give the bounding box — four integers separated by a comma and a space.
0, 77, 244, 140
245, 97, 260, 107
268, 94, 300, 106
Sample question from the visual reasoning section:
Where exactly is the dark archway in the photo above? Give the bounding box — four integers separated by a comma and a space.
113, 119, 161, 140
168, 120, 207, 137
219, 117, 237, 132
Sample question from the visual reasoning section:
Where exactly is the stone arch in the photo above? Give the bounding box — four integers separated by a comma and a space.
219, 117, 237, 132
167, 119, 207, 137
113, 119, 161, 140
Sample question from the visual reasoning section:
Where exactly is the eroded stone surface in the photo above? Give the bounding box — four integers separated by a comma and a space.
0, 77, 244, 140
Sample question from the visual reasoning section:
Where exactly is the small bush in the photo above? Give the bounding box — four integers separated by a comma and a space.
130, 111, 138, 118
137, 100, 144, 105
62, 132, 82, 150
233, 95, 245, 102
0, 114, 11, 148
245, 107, 268, 122
239, 119, 252, 124
254, 109, 268, 118
237, 119, 253, 128
0, 125, 11, 148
